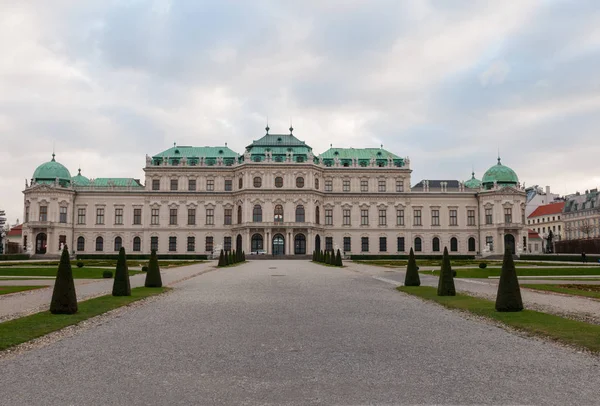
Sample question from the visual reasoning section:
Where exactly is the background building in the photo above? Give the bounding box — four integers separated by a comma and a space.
563, 189, 600, 240
527, 201, 565, 253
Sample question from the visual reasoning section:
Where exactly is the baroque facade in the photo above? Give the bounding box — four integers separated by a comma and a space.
22, 129, 527, 257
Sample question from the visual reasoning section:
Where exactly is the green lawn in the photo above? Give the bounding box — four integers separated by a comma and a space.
0, 286, 48, 296
0, 260, 204, 268
0, 287, 169, 351
355, 259, 586, 268
398, 286, 600, 353
421, 267, 600, 278
522, 284, 600, 300
0, 268, 142, 279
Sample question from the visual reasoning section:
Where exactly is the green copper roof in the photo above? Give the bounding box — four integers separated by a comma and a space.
152, 146, 239, 166
482, 158, 518, 189
33, 153, 72, 186
71, 168, 90, 186
245, 130, 313, 162
318, 147, 405, 167
464, 172, 482, 189
88, 178, 144, 188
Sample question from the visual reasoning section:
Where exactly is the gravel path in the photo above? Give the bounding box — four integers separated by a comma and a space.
1, 260, 599, 405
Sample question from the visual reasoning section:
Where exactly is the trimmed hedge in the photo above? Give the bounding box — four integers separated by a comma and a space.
519, 254, 600, 262
0, 254, 30, 261
76, 254, 208, 260
350, 254, 476, 260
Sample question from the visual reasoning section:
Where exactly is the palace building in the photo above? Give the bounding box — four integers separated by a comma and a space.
21, 127, 527, 258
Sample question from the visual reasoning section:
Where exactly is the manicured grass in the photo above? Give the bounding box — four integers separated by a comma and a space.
0, 287, 169, 351
217, 261, 247, 268
357, 260, 587, 268
522, 284, 600, 300
0, 260, 204, 268
311, 261, 344, 268
422, 267, 600, 278
0, 268, 142, 279
398, 286, 600, 353
0, 286, 48, 296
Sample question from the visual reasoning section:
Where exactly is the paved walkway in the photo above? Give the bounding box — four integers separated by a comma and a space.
1, 260, 599, 405
345, 262, 600, 324
0, 262, 217, 321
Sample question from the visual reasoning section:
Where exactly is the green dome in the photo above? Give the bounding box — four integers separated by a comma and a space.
482, 158, 518, 189
33, 153, 72, 186
71, 168, 90, 186
464, 172, 482, 189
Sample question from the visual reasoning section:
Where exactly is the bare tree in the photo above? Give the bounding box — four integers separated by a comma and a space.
579, 219, 596, 239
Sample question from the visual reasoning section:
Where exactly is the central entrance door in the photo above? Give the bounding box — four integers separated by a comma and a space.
272, 234, 285, 256
294, 234, 306, 255
504, 234, 516, 255
35, 233, 47, 254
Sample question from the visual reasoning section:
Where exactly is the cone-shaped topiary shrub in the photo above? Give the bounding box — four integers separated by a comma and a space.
112, 247, 131, 296
404, 248, 421, 286
218, 249, 225, 267
312, 250, 316, 261
320, 250, 324, 263
495, 248, 524, 312
437, 247, 456, 296
329, 251, 335, 265
145, 249, 163, 288
50, 246, 78, 314
336, 249, 343, 266
242, 251, 245, 261
224, 251, 230, 266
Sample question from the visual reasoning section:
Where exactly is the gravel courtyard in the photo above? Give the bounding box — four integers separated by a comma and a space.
1, 260, 599, 405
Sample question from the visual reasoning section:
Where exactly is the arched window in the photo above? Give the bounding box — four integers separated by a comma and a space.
296, 177, 304, 188
253, 205, 262, 222
253, 177, 262, 188
468, 237, 476, 252
296, 205, 305, 222
133, 236, 141, 252
114, 236, 122, 251
315, 206, 320, 224
275, 177, 283, 188
237, 206, 242, 224
251, 234, 264, 252
414, 237, 422, 252
274, 204, 284, 223
315, 178, 319, 189
77, 236, 85, 252
450, 237, 458, 252
96, 236, 104, 252
432, 237, 440, 252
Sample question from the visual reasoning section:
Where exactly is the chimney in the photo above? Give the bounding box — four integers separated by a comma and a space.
545, 186, 550, 196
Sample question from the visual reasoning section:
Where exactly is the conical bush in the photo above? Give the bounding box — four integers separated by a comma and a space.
437, 247, 456, 296
145, 249, 163, 288
112, 247, 131, 296
495, 248, 524, 312
404, 248, 421, 286
50, 246, 78, 314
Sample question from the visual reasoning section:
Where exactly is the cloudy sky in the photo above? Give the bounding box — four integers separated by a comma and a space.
1, 0, 600, 224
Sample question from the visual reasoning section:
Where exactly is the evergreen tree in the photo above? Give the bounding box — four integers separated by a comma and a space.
112, 247, 131, 296
50, 245, 78, 314
312, 250, 316, 261
242, 251, 245, 261
320, 250, 324, 263
232, 249, 237, 264
437, 247, 456, 296
145, 249, 163, 288
336, 249, 343, 266
224, 251, 230, 266
325, 250, 330, 264
328, 251, 334, 265
218, 249, 225, 267
404, 248, 421, 286
495, 248, 524, 312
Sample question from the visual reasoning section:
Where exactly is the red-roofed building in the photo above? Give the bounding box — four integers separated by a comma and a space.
527, 229, 543, 253
527, 201, 565, 252
5, 224, 23, 254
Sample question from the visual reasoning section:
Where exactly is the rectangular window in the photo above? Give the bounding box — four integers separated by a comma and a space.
485, 236, 493, 251
170, 179, 178, 191
343, 209, 351, 225
224, 180, 232, 191
59, 207, 67, 223
379, 209, 387, 226
467, 210, 475, 226
325, 180, 333, 192
25, 206, 30, 223
133, 208, 142, 225
343, 237, 351, 252
151, 208, 159, 225
396, 210, 404, 226
379, 237, 387, 252
169, 208, 178, 225
96, 208, 104, 224
378, 179, 386, 192
188, 179, 196, 191
169, 236, 177, 252
504, 208, 512, 224
361, 209, 369, 225
449, 210, 457, 226
77, 208, 86, 224
115, 208, 123, 225
152, 179, 160, 190
207, 179, 214, 191
325, 237, 333, 252
431, 210, 440, 226
396, 179, 404, 192
187, 237, 195, 252
361, 237, 369, 252
224, 208, 232, 225
188, 208, 196, 225
360, 180, 368, 192
206, 209, 214, 225
485, 208, 493, 224
205, 236, 214, 252
343, 179, 350, 192
414, 209, 421, 226
224, 236, 232, 252
151, 236, 159, 251
325, 209, 333, 225
397, 237, 405, 252
39, 206, 48, 222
